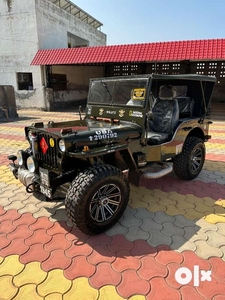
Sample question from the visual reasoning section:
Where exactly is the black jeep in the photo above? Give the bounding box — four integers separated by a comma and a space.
8, 74, 216, 234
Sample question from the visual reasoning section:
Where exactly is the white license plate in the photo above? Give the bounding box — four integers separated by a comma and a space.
40, 185, 52, 199
39, 167, 50, 187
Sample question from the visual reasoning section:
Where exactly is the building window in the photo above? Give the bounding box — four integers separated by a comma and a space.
162, 64, 170, 70
172, 63, 180, 70
196, 63, 205, 69
209, 62, 217, 69
17, 73, 33, 90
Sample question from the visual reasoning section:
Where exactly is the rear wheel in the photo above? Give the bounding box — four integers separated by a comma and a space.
173, 136, 205, 180
65, 164, 130, 234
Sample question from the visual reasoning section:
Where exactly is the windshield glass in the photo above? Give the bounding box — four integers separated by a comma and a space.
88, 78, 148, 107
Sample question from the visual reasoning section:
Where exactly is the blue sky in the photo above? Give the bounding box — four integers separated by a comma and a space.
73, 0, 225, 45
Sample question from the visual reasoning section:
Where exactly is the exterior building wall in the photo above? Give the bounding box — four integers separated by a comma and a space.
35, 0, 106, 49
0, 1, 43, 108
49, 65, 104, 109
0, 0, 106, 110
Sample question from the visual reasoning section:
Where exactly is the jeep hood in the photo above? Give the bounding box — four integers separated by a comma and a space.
26, 119, 142, 143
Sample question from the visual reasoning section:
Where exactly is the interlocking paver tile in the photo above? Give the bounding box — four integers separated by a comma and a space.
89, 262, 121, 289
170, 234, 196, 252
137, 256, 168, 280
216, 222, 225, 236
7, 224, 33, 240
116, 269, 150, 299
44, 233, 71, 251
87, 232, 112, 247
161, 222, 185, 237
206, 230, 225, 247
99, 285, 125, 300
141, 217, 163, 232
0, 275, 18, 299
196, 218, 218, 231
65, 241, 93, 258
134, 207, 155, 219
147, 229, 172, 247
155, 245, 183, 265
25, 229, 52, 245
112, 250, 141, 273
106, 221, 128, 236
120, 213, 142, 227
173, 214, 196, 228
64, 255, 96, 280
165, 204, 186, 216
46, 220, 72, 235
0, 255, 24, 276
88, 244, 115, 264
37, 269, 72, 296
0, 237, 29, 257
125, 225, 150, 241
180, 286, 205, 300
18, 203, 40, 215
212, 296, 225, 300
0, 235, 11, 250
45, 293, 63, 300
0, 219, 17, 234
13, 261, 47, 286
29, 216, 54, 231
130, 239, 157, 258
20, 243, 50, 264
166, 261, 183, 289
182, 250, 211, 271
209, 257, 225, 281
184, 227, 207, 243
196, 277, 225, 300
64, 277, 98, 300
195, 240, 223, 259
146, 277, 181, 300
41, 249, 71, 271
107, 234, 134, 252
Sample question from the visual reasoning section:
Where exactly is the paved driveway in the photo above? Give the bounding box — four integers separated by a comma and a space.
0, 109, 225, 300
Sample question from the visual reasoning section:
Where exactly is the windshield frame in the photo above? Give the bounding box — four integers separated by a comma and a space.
88, 77, 150, 109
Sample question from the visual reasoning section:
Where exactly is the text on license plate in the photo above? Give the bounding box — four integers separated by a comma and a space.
40, 185, 52, 199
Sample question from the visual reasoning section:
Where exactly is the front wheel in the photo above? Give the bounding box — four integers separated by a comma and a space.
65, 164, 130, 234
173, 136, 205, 180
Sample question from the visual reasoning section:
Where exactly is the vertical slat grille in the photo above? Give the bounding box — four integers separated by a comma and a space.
36, 133, 58, 169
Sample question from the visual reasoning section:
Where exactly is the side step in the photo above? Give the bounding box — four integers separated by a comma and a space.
141, 162, 173, 179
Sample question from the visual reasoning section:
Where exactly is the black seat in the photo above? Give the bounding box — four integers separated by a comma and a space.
177, 97, 194, 118
147, 85, 179, 145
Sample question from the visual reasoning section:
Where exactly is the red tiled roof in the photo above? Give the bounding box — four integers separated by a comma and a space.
31, 39, 225, 65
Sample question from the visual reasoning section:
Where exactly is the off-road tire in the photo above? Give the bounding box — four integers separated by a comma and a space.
65, 164, 130, 234
173, 136, 205, 180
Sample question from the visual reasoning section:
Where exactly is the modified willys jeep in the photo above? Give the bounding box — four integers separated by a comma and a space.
8, 74, 216, 234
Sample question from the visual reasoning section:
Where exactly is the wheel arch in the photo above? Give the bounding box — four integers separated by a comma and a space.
102, 149, 138, 171
186, 127, 205, 141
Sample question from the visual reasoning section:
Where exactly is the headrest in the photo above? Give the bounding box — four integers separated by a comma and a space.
159, 85, 176, 100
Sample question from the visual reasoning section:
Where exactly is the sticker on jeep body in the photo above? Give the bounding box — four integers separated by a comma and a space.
129, 110, 143, 118
88, 129, 118, 141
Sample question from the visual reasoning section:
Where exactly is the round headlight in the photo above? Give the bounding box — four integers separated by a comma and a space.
59, 139, 65, 152
17, 150, 23, 166
27, 156, 37, 173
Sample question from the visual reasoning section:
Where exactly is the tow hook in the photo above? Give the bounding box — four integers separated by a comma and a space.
26, 182, 36, 193
8, 155, 19, 179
